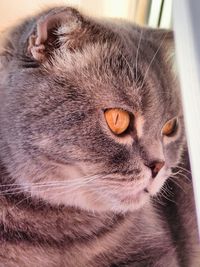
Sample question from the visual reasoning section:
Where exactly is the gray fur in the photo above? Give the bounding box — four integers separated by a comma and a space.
0, 6, 199, 267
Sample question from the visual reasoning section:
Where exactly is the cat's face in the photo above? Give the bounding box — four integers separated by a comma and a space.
0, 7, 184, 212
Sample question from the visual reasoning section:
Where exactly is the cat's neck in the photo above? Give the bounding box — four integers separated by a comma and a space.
0, 155, 129, 244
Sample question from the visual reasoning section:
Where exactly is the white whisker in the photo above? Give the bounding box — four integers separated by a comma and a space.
176, 165, 191, 174
117, 49, 135, 84
168, 177, 186, 193
0, 174, 104, 196
0, 174, 102, 187
138, 33, 168, 90
135, 29, 143, 85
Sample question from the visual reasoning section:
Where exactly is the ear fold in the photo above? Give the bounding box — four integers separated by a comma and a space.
146, 28, 174, 62
27, 7, 83, 62
0, 31, 14, 70
154, 29, 174, 55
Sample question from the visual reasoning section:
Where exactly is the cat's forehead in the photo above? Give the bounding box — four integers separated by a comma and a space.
46, 43, 140, 109
40, 21, 179, 119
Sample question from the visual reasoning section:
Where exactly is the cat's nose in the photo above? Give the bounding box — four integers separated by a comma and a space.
146, 160, 165, 178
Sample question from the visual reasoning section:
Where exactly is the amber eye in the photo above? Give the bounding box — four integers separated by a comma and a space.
162, 118, 178, 137
104, 108, 130, 135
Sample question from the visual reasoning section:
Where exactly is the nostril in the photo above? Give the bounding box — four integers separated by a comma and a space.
146, 160, 165, 178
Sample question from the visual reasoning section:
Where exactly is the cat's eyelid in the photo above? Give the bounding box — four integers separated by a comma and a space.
102, 106, 134, 115
165, 116, 179, 124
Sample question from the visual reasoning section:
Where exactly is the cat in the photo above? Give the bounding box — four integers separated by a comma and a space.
0, 6, 199, 267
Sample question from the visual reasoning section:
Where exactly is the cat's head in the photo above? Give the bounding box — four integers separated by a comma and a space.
0, 7, 184, 212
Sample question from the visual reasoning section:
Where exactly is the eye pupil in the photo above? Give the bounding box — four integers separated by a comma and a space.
104, 108, 130, 135
114, 113, 119, 125
162, 118, 178, 136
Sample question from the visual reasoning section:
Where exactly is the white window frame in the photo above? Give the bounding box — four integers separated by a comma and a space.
173, 0, 200, 236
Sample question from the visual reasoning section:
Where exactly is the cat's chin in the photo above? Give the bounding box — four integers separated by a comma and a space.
86, 190, 150, 213
111, 192, 151, 213
71, 192, 151, 213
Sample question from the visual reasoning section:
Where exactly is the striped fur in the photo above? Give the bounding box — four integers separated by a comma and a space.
0, 7, 199, 267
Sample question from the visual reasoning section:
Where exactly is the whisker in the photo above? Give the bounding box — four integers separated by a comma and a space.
153, 194, 166, 206
168, 177, 186, 193
0, 182, 90, 197
159, 190, 175, 204
135, 29, 143, 85
0, 174, 102, 188
176, 165, 191, 174
138, 33, 168, 90
170, 170, 182, 176
158, 181, 176, 204
171, 172, 191, 182
163, 183, 174, 197
0, 174, 104, 196
13, 195, 33, 207
117, 50, 135, 84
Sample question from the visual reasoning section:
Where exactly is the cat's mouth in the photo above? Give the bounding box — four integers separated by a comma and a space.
102, 176, 151, 211
108, 169, 169, 211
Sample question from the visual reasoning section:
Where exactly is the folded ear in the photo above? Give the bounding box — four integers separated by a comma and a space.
0, 30, 15, 71
27, 7, 84, 62
146, 28, 174, 63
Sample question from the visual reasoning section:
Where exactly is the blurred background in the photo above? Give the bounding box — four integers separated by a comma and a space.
0, 0, 172, 31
